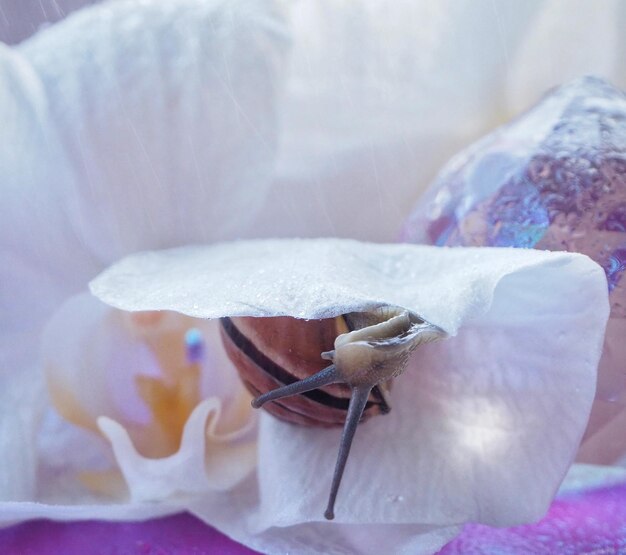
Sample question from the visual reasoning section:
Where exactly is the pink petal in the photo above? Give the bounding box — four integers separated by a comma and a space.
438, 474, 626, 554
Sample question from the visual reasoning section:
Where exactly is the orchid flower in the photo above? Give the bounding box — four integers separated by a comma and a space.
0, 1, 622, 555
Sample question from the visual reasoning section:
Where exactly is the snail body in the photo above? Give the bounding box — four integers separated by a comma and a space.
220, 305, 446, 520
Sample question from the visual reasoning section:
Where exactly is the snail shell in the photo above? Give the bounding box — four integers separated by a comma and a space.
220, 305, 447, 520
220, 315, 391, 427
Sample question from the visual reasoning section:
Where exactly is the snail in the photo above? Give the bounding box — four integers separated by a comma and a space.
220, 305, 447, 520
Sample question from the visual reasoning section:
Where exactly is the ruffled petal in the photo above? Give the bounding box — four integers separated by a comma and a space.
18, 0, 288, 265
90, 238, 608, 536
37, 291, 256, 506
98, 396, 256, 503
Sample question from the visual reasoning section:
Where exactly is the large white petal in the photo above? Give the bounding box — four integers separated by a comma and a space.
255, 1, 626, 242
0, 44, 95, 503
505, 0, 626, 114
255, 0, 542, 241
189, 481, 462, 555
1, 0, 286, 504
0, 44, 98, 336
90, 239, 609, 537
18, 0, 288, 266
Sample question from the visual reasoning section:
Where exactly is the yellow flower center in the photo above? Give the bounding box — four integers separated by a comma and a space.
47, 311, 206, 459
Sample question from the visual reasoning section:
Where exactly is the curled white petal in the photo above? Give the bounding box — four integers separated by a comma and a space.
98, 396, 256, 503
18, 0, 288, 265
39, 291, 257, 506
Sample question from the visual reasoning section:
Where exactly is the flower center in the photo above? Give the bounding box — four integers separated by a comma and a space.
46, 311, 207, 459
124, 313, 204, 458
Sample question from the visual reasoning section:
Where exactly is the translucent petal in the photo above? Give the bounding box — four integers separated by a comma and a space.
505, 0, 626, 114
91, 238, 609, 532
42, 294, 161, 431
0, 46, 80, 500
0, 45, 98, 337
18, 0, 288, 266
0, 334, 46, 503
255, 1, 542, 241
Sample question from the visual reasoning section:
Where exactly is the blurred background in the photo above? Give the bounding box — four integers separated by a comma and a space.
0, 0, 100, 43
3, 0, 625, 242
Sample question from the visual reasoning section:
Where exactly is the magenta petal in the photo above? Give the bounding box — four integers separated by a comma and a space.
0, 513, 259, 555
2, 480, 625, 555
437, 481, 626, 554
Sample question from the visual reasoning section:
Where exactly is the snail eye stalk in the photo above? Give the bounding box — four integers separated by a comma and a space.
251, 366, 372, 521
323, 385, 371, 521
252, 364, 339, 409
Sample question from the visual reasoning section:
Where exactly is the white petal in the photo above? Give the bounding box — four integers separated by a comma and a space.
186, 471, 460, 555
0, 334, 46, 502
190, 485, 461, 555
98, 397, 256, 503
0, 46, 66, 495
0, 500, 182, 524
505, 0, 626, 114
90, 238, 605, 332
0, 47, 98, 505
257, 1, 542, 241
18, 0, 288, 265
42, 293, 158, 427
90, 238, 609, 530
0, 45, 98, 337
559, 463, 626, 495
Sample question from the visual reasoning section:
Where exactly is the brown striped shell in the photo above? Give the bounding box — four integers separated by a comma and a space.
220, 315, 391, 427
219, 305, 447, 520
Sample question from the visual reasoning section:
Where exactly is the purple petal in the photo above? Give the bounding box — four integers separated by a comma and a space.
437, 481, 626, 554
2, 478, 625, 554
0, 513, 259, 555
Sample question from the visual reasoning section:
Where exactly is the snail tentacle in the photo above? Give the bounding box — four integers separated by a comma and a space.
237, 306, 448, 520
324, 385, 372, 521
251, 364, 339, 409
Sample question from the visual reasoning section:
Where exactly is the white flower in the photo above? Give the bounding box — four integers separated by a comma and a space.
0, 1, 620, 555
0, 0, 286, 519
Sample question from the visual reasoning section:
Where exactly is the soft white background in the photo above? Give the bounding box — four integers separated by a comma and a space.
2, 1, 626, 245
